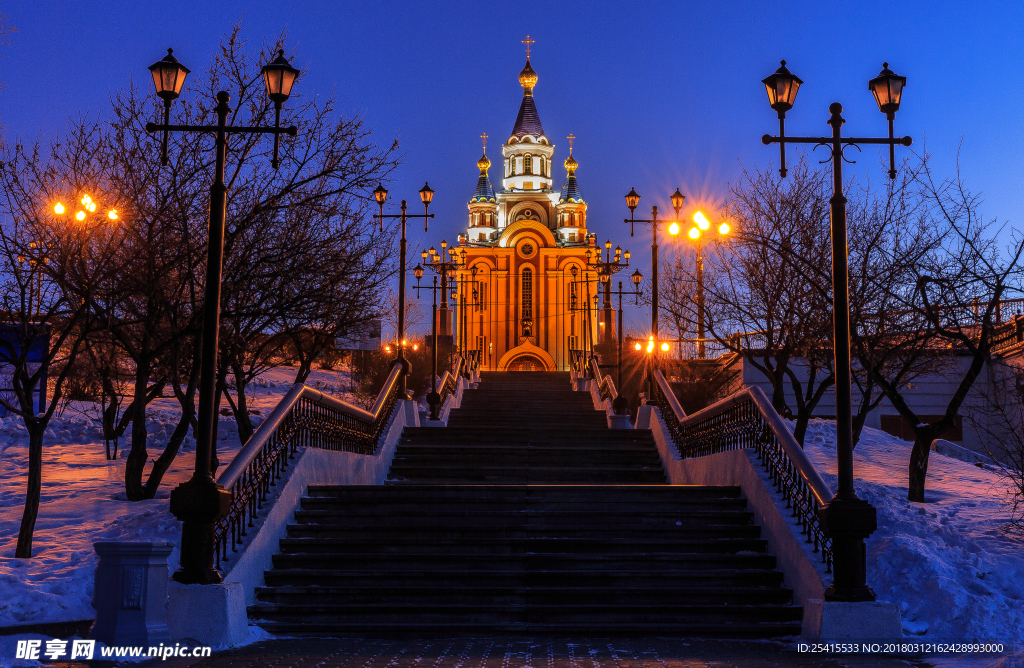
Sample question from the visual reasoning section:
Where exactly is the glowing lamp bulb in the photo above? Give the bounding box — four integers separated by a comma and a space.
402, 339, 407, 345
661, 342, 669, 352
81, 195, 91, 205
688, 228, 700, 239
413, 344, 419, 351
76, 211, 86, 221
54, 203, 65, 214
719, 222, 730, 235
108, 210, 118, 220
386, 346, 392, 352
634, 343, 642, 351
646, 342, 654, 353
88, 202, 96, 212
668, 222, 680, 235
694, 211, 710, 230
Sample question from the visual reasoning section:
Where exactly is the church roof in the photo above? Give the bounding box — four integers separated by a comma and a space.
511, 94, 545, 140
559, 174, 584, 203
470, 173, 496, 203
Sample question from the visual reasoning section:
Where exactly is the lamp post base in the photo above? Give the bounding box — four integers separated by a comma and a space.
818, 495, 878, 602
169, 477, 232, 585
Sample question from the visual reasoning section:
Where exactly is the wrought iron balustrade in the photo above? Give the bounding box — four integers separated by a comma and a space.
212, 363, 403, 567
648, 368, 835, 571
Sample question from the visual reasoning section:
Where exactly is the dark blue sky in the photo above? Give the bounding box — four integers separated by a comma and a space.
2, 1, 1022, 331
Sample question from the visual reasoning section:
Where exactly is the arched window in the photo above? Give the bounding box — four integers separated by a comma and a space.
522, 266, 533, 322
539, 156, 545, 177
524, 154, 533, 175
509, 157, 515, 176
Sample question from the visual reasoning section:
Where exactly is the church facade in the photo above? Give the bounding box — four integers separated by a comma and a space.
452, 54, 606, 372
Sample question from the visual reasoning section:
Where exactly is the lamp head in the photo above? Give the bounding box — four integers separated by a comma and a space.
261, 49, 300, 104
868, 62, 907, 118
373, 184, 388, 206
413, 264, 424, 280
625, 187, 640, 213
762, 59, 802, 116
419, 182, 435, 205
148, 48, 191, 102
670, 188, 685, 214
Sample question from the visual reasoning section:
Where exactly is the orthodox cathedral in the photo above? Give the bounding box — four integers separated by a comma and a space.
453, 45, 604, 372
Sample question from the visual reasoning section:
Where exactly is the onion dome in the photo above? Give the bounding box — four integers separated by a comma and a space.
510, 59, 545, 141
519, 59, 538, 91
470, 151, 496, 203
559, 152, 584, 204
564, 153, 578, 176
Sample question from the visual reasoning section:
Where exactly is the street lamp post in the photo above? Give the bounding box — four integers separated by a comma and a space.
416, 242, 466, 419
146, 46, 300, 584
760, 60, 911, 602
587, 240, 631, 347
608, 275, 643, 414
686, 211, 731, 358
374, 184, 436, 399
624, 187, 685, 395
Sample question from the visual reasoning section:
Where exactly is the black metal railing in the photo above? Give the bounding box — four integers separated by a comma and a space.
437, 355, 464, 408
648, 368, 834, 571
212, 363, 404, 567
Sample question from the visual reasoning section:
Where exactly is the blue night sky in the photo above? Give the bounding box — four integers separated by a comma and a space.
1, 1, 1022, 331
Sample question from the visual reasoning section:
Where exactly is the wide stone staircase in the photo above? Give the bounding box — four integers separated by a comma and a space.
249, 371, 802, 637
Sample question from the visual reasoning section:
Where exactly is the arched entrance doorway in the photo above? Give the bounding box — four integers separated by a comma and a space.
507, 354, 545, 371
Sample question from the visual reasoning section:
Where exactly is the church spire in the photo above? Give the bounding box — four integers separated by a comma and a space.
510, 36, 545, 141
470, 133, 496, 203
560, 133, 583, 203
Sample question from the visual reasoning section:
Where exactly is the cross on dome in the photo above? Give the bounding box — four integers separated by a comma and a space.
481, 132, 488, 150
521, 35, 535, 59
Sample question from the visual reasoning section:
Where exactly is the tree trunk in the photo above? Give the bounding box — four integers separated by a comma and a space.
15, 424, 45, 558
142, 402, 195, 499
793, 409, 809, 446
124, 357, 152, 501
231, 362, 254, 445
908, 428, 934, 502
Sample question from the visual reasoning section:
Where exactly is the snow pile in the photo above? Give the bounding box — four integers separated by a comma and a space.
801, 420, 1024, 643
0, 366, 353, 629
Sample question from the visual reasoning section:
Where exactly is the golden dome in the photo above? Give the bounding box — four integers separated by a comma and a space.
564, 153, 578, 174
519, 59, 538, 90
477, 152, 491, 172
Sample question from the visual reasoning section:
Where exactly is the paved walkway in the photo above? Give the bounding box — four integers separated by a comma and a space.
51, 637, 948, 668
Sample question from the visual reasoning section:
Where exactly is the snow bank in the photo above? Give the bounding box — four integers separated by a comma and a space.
801, 420, 1024, 643
0, 366, 352, 629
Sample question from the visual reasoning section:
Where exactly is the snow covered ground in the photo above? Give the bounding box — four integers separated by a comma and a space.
0, 365, 353, 629
801, 419, 1024, 646
0, 371, 1022, 664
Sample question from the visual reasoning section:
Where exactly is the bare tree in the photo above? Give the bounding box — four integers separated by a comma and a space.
695, 157, 835, 445
0, 138, 120, 557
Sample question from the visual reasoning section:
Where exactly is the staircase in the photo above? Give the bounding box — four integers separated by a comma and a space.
250, 371, 802, 637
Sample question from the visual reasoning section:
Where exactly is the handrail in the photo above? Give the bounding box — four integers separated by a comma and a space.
649, 367, 834, 570
437, 355, 464, 407
212, 362, 403, 566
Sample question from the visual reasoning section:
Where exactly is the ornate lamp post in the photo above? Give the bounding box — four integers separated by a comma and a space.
760, 60, 911, 602
374, 184, 436, 399
146, 46, 300, 584
624, 187, 685, 394
587, 240, 631, 346
415, 241, 466, 419
685, 211, 731, 358
608, 274, 643, 414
